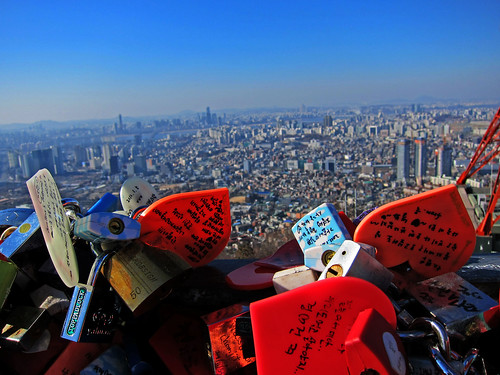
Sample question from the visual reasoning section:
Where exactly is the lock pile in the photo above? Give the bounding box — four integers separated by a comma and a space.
0, 169, 498, 374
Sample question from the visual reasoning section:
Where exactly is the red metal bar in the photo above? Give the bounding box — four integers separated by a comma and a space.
457, 107, 500, 184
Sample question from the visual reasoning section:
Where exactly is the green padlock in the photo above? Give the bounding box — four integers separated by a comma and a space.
0, 257, 17, 311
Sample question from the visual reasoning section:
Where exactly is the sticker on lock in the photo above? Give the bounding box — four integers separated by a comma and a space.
26, 169, 79, 287
61, 251, 119, 342
74, 212, 141, 242
353, 184, 476, 278
292, 203, 351, 252
137, 188, 231, 267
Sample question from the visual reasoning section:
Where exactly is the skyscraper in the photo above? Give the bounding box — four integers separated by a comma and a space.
206, 107, 212, 125
414, 137, 427, 185
397, 139, 410, 182
436, 144, 453, 177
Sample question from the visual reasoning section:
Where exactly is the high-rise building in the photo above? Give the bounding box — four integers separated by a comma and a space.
397, 139, 410, 182
243, 159, 252, 174
206, 107, 212, 125
436, 144, 453, 177
323, 115, 333, 127
414, 137, 427, 185
324, 158, 336, 173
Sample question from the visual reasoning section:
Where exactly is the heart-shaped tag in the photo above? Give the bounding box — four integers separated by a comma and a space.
353, 184, 476, 278
137, 188, 231, 267
26, 169, 79, 287
250, 277, 396, 375
120, 177, 159, 216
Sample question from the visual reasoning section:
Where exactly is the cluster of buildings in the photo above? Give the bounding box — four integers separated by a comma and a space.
0, 103, 497, 257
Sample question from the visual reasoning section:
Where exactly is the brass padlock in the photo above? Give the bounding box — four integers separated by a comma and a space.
101, 239, 191, 315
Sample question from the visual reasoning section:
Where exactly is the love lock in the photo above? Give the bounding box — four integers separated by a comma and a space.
61, 250, 121, 342
408, 317, 481, 375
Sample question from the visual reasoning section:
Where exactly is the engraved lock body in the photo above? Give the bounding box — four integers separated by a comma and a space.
202, 304, 256, 374
101, 240, 191, 314
407, 272, 498, 337
61, 251, 119, 342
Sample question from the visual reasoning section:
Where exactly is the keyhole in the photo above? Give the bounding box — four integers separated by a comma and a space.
326, 264, 343, 278
108, 218, 125, 235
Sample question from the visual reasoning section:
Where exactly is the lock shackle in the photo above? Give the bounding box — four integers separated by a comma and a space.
87, 250, 115, 286
428, 345, 459, 375
409, 317, 451, 361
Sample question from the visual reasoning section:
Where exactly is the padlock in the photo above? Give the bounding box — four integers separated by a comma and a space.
120, 176, 159, 216
407, 317, 481, 375
61, 250, 121, 342
345, 308, 409, 375
137, 188, 231, 267
201, 303, 256, 374
226, 239, 303, 291
0, 212, 41, 258
80, 345, 131, 375
318, 240, 394, 292
86, 192, 119, 215
0, 207, 34, 232
250, 276, 397, 375
304, 242, 376, 272
406, 272, 498, 337
0, 257, 17, 310
73, 212, 141, 243
272, 265, 318, 294
101, 239, 191, 314
303, 243, 341, 272
292, 203, 351, 252
0, 305, 50, 351
353, 184, 477, 278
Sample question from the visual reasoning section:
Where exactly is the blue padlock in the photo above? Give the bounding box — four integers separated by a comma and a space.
73, 212, 141, 243
86, 192, 119, 216
0, 212, 41, 258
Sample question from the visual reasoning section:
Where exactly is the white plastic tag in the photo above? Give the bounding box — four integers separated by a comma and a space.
26, 169, 79, 287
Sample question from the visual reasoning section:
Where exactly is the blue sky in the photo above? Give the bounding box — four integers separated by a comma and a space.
1, 1, 499, 124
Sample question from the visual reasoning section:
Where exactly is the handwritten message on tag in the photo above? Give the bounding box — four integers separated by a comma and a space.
26, 169, 79, 287
292, 203, 351, 252
138, 188, 231, 267
408, 272, 497, 326
354, 184, 476, 278
120, 177, 159, 216
250, 277, 396, 375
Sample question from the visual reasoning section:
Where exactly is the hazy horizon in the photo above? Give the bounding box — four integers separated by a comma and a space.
1, 1, 499, 126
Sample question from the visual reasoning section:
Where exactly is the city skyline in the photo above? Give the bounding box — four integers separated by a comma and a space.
1, 1, 500, 125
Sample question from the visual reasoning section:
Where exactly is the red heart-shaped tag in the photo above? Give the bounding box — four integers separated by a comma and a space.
353, 184, 476, 278
250, 277, 396, 375
138, 188, 231, 267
